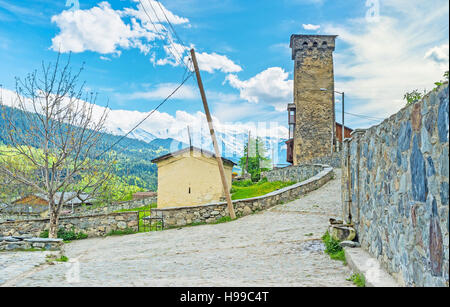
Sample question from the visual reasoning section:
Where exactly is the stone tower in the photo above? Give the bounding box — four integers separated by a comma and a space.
289, 34, 337, 165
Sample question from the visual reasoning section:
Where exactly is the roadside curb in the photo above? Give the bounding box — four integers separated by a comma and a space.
344, 247, 401, 287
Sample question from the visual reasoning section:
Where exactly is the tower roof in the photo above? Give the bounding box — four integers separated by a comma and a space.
290, 34, 338, 59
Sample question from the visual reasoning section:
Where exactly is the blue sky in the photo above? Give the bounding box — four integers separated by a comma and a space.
0, 0, 448, 142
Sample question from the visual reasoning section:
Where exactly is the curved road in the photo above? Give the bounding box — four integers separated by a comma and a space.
2, 170, 354, 287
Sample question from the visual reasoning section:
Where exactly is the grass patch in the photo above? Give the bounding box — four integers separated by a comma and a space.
106, 228, 136, 236
54, 255, 69, 262
347, 273, 366, 287
40, 228, 88, 241
213, 216, 232, 224
231, 180, 296, 200
114, 203, 157, 213
0, 248, 44, 253
46, 255, 69, 263
322, 231, 346, 264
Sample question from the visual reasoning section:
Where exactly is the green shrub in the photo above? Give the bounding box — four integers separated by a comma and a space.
55, 255, 69, 262
39, 230, 49, 238
258, 177, 268, 184
347, 273, 366, 287
322, 231, 346, 264
39, 227, 88, 241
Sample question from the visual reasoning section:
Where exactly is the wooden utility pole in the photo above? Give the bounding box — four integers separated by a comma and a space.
187, 125, 192, 148
190, 49, 236, 220
246, 130, 250, 174
272, 146, 275, 169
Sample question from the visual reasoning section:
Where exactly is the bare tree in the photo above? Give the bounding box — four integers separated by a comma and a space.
0, 53, 113, 238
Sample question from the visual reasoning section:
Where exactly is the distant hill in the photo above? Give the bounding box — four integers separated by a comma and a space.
0, 105, 289, 192
0, 105, 170, 192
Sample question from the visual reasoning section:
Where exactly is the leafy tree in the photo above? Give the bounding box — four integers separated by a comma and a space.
238, 137, 271, 182
404, 71, 449, 105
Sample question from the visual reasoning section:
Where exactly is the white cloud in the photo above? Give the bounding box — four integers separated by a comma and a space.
190, 51, 242, 74
321, 0, 449, 125
1, 87, 288, 157
50, 1, 241, 74
302, 24, 321, 31
226, 67, 293, 112
51, 2, 158, 54
425, 44, 449, 69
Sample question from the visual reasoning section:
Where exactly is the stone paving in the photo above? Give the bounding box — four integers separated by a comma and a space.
1, 170, 354, 287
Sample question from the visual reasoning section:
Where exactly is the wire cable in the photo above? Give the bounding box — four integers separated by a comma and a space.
343, 112, 384, 121
155, 0, 186, 49
137, 0, 188, 71
96, 72, 194, 159
143, 0, 189, 70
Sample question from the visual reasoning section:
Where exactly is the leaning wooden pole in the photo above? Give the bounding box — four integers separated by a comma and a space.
246, 130, 250, 175
190, 49, 236, 220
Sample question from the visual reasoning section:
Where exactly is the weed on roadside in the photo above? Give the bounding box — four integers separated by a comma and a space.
322, 231, 346, 264
347, 273, 366, 287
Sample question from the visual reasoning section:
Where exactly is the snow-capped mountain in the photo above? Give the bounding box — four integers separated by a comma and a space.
107, 124, 289, 167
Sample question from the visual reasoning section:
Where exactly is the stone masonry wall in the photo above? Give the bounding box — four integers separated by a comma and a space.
301, 152, 342, 169
0, 197, 156, 223
342, 84, 449, 287
153, 165, 334, 228
75, 197, 157, 215
261, 164, 323, 182
0, 211, 139, 238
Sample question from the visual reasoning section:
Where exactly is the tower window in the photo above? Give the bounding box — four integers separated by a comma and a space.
313, 42, 318, 47
287, 104, 296, 139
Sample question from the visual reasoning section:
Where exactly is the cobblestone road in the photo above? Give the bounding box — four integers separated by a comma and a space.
2, 170, 354, 287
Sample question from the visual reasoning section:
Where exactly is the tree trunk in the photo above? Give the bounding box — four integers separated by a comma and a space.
49, 207, 59, 239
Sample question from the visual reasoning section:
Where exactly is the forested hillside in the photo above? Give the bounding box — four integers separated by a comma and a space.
0, 105, 188, 201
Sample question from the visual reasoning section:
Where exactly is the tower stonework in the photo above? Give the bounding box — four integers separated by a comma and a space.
290, 34, 337, 165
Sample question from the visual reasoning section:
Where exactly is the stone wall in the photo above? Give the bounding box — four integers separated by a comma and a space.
261, 164, 323, 182
299, 153, 342, 169
0, 211, 139, 238
0, 213, 42, 223
76, 197, 157, 215
0, 197, 156, 223
0, 236, 63, 252
152, 165, 334, 228
342, 84, 449, 287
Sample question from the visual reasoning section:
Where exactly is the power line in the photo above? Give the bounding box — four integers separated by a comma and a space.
143, 0, 189, 70
96, 72, 194, 159
137, 0, 189, 71
343, 112, 384, 121
155, 0, 186, 48
154, 0, 193, 79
